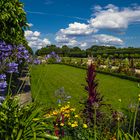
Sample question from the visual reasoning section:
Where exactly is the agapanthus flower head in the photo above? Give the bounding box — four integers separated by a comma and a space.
24, 54, 29, 60
34, 59, 41, 65
0, 81, 7, 91
0, 74, 6, 80
46, 54, 51, 59
7, 44, 13, 51
23, 50, 28, 54
17, 45, 25, 51
16, 45, 30, 61
6, 62, 18, 73
51, 51, 56, 55
0, 44, 12, 52
45, 52, 61, 63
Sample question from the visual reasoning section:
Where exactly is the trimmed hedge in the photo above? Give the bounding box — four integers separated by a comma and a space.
60, 63, 140, 82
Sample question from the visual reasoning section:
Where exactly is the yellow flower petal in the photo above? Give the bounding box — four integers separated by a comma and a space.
60, 123, 64, 126
75, 115, 79, 118
71, 124, 77, 127
83, 124, 88, 128
52, 110, 58, 115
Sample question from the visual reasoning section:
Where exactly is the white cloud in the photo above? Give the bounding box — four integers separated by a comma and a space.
55, 34, 71, 43
24, 30, 33, 37
24, 30, 51, 50
56, 35, 78, 47
55, 4, 140, 48
42, 38, 51, 45
104, 4, 119, 11
89, 4, 140, 31
80, 42, 87, 47
30, 36, 38, 41
92, 34, 123, 46
92, 5, 102, 11
66, 39, 78, 46
59, 22, 95, 36
55, 22, 95, 48
33, 31, 40, 37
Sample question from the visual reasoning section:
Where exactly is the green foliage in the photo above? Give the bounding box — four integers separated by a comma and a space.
47, 57, 57, 64
61, 45, 70, 56
36, 45, 61, 56
36, 44, 140, 58
96, 69, 140, 82
0, 0, 27, 43
0, 0, 33, 54
30, 64, 140, 140
0, 96, 58, 140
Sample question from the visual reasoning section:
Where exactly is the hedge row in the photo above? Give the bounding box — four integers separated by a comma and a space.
60, 63, 140, 82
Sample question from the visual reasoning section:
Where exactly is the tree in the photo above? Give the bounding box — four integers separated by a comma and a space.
61, 45, 70, 56
71, 46, 81, 52
0, 0, 28, 45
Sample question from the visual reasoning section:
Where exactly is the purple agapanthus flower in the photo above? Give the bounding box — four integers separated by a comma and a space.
46, 54, 51, 59
51, 51, 56, 55
34, 59, 41, 65
24, 54, 29, 60
6, 62, 18, 73
15, 45, 30, 62
0, 81, 7, 91
17, 45, 25, 51
0, 74, 6, 80
0, 43, 12, 52
45, 52, 61, 63
23, 50, 28, 54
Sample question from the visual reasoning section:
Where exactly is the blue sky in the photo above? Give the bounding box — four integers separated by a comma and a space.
22, 0, 140, 50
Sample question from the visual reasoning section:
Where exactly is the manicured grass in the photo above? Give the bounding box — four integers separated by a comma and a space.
31, 64, 139, 110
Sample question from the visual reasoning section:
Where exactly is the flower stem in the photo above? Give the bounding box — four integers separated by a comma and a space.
117, 120, 119, 140
94, 108, 97, 140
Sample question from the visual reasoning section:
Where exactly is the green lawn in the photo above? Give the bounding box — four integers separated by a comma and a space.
31, 64, 139, 110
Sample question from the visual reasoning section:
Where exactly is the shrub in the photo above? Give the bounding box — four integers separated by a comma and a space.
0, 96, 58, 140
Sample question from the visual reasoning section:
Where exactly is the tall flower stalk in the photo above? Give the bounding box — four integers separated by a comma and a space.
83, 63, 103, 127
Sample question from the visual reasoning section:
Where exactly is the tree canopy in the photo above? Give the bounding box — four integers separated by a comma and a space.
35, 44, 140, 58
0, 0, 32, 53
